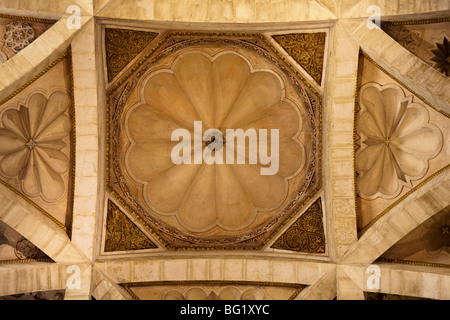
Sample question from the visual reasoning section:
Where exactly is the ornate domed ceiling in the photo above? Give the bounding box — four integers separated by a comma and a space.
0, 0, 449, 303
105, 31, 323, 250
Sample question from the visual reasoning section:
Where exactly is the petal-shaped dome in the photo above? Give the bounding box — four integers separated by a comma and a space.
231, 163, 286, 209
0, 90, 71, 202
392, 127, 442, 158
356, 84, 443, 200
380, 87, 408, 138
27, 93, 48, 138
239, 101, 301, 140
389, 144, 426, 178
125, 51, 304, 233
357, 110, 384, 141
20, 148, 66, 201
356, 142, 385, 174
21, 152, 41, 197
390, 104, 428, 139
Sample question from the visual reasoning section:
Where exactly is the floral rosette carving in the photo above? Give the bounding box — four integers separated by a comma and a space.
0, 91, 71, 202
124, 51, 305, 232
356, 83, 443, 200
4, 21, 35, 53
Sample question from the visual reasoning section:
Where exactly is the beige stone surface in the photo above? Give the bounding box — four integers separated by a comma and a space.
0, 183, 89, 265
343, 263, 450, 300
355, 50, 450, 231
0, 0, 449, 302
336, 265, 365, 300
130, 282, 296, 300
96, 256, 334, 285
295, 268, 336, 300
0, 262, 95, 297
323, 21, 360, 261
320, 0, 449, 18
71, 19, 99, 262
355, 83, 443, 200
0, 0, 93, 16
123, 50, 306, 235
342, 170, 450, 265
97, 0, 336, 22
0, 57, 73, 228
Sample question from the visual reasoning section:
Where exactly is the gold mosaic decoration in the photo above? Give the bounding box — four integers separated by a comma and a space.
105, 28, 158, 82
272, 32, 326, 85
104, 200, 157, 252
271, 198, 325, 253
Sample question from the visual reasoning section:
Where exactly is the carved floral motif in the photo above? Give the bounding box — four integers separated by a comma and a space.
125, 51, 304, 232
0, 91, 71, 202
108, 33, 322, 250
4, 21, 35, 53
356, 83, 442, 200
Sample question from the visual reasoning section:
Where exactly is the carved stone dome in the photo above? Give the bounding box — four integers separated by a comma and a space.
124, 51, 305, 232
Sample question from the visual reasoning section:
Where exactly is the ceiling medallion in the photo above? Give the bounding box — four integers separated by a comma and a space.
106, 32, 322, 250
356, 83, 443, 200
125, 52, 304, 232
0, 91, 72, 202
